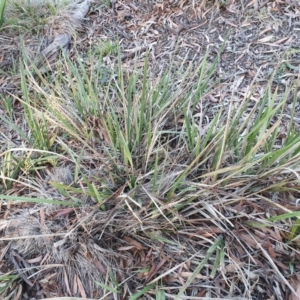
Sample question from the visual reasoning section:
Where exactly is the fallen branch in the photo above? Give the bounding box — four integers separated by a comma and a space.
0, 0, 91, 94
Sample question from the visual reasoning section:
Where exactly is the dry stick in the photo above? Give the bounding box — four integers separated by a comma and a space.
33, 33, 72, 70
0, 0, 90, 94
32, 0, 90, 70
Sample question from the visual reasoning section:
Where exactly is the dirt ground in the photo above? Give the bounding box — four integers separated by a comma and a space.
86, 0, 300, 113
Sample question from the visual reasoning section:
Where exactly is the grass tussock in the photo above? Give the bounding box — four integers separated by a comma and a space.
1, 0, 72, 35
1, 43, 300, 299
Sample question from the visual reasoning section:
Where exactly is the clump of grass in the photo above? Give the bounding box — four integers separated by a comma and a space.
1, 43, 300, 299
0, 0, 6, 27
1, 0, 70, 34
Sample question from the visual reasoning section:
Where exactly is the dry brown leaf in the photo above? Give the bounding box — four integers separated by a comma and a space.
77, 276, 87, 298
162, 275, 183, 284
145, 258, 167, 284
118, 245, 136, 251
73, 274, 78, 295
144, 248, 153, 262
16, 284, 22, 300
27, 256, 42, 264
256, 35, 274, 43
40, 209, 45, 226
138, 249, 146, 262
123, 236, 147, 250
92, 259, 107, 275
272, 258, 289, 270
247, 0, 259, 9
180, 272, 209, 280
63, 267, 72, 296
54, 208, 74, 218
289, 275, 300, 300
240, 233, 261, 248
225, 262, 245, 273
266, 240, 278, 259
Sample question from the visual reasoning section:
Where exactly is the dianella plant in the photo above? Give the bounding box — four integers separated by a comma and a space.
0, 0, 6, 27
